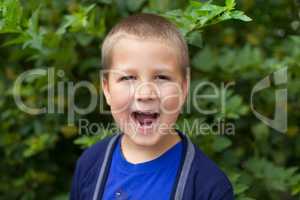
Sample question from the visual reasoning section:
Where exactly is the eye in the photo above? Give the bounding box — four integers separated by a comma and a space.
119, 75, 136, 81
156, 75, 170, 80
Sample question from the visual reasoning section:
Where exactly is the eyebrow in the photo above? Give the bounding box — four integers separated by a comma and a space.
121, 68, 137, 74
122, 67, 173, 73
112, 65, 175, 75
108, 66, 136, 76
154, 68, 173, 74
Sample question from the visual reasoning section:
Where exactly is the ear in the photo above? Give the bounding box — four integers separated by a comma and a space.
101, 77, 111, 106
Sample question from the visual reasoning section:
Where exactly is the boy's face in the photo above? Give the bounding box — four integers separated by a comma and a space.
102, 36, 188, 147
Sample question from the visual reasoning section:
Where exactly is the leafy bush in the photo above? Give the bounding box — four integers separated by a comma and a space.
0, 0, 299, 199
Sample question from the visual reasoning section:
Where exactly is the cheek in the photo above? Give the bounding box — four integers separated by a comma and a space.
159, 83, 183, 114
109, 83, 133, 113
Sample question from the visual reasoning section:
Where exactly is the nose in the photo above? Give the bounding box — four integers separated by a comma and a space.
135, 82, 158, 102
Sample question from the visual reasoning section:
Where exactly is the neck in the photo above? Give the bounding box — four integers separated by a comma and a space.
120, 131, 181, 164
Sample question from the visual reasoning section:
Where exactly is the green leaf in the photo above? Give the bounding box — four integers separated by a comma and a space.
163, 0, 251, 36
198, 3, 223, 12
212, 136, 232, 152
0, 0, 23, 33
27, 6, 40, 34
126, 0, 147, 12
292, 182, 300, 195
224, 94, 249, 119
251, 123, 269, 142
192, 47, 217, 71
74, 129, 114, 148
189, 0, 203, 8
234, 183, 249, 195
226, 0, 236, 10
245, 158, 300, 192
57, 4, 96, 34
21, 7, 46, 52
23, 134, 57, 158
230, 11, 252, 22
1, 33, 28, 46
186, 31, 203, 48
148, 0, 177, 12
97, 0, 112, 4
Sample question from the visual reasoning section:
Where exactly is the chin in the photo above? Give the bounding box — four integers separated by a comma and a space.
126, 132, 162, 147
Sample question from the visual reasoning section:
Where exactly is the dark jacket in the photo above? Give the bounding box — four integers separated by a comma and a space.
70, 130, 234, 200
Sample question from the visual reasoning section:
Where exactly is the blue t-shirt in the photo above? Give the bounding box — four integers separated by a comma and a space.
102, 138, 183, 200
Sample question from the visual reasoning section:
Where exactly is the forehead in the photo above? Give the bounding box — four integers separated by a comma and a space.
110, 36, 180, 73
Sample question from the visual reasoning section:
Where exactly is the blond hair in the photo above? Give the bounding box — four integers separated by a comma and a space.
101, 13, 189, 78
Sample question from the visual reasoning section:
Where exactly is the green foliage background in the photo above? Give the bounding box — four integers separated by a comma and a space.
0, 0, 300, 199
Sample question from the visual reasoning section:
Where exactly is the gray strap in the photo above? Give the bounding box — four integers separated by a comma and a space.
92, 135, 119, 200
174, 137, 195, 200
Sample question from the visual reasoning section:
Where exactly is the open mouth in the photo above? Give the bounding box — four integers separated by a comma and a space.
131, 110, 160, 128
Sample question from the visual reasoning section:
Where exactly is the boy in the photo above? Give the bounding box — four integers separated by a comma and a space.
70, 13, 234, 200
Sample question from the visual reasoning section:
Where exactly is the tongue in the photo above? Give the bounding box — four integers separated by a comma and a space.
135, 113, 157, 125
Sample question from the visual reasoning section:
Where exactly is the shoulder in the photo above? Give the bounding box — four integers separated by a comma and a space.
75, 135, 117, 179
191, 144, 230, 183
189, 144, 234, 199
70, 135, 118, 199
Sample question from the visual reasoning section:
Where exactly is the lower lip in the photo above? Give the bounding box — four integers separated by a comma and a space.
130, 114, 159, 135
